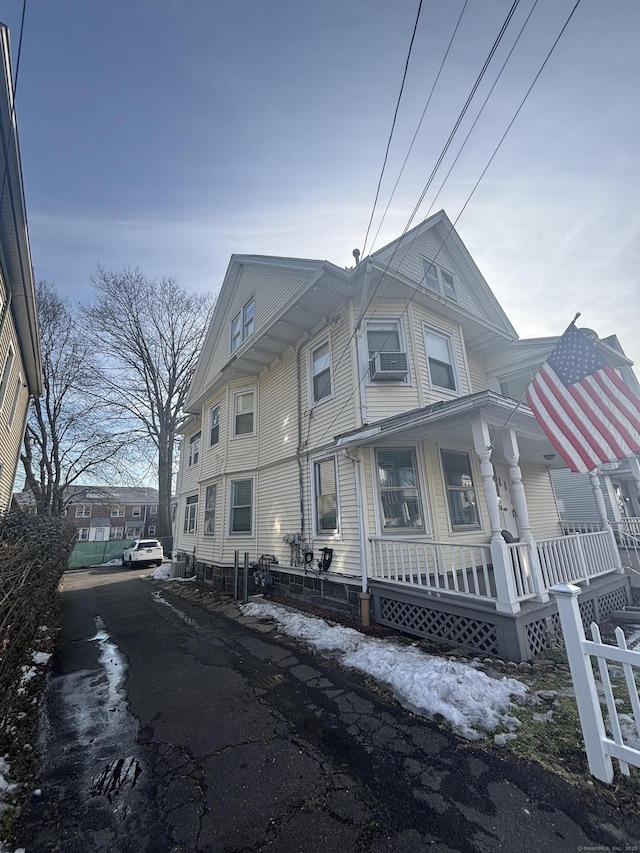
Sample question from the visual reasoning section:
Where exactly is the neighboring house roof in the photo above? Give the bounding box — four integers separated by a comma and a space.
66, 486, 159, 504
0, 24, 42, 396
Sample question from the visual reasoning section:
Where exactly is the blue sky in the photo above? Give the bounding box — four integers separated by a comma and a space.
3, 0, 640, 368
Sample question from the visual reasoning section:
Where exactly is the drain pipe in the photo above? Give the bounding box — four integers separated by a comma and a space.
342, 448, 370, 626
296, 339, 307, 540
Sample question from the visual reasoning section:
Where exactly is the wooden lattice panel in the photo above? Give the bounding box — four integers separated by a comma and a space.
378, 597, 499, 655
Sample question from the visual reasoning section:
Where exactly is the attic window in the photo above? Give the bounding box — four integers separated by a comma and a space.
422, 259, 457, 301
231, 298, 255, 352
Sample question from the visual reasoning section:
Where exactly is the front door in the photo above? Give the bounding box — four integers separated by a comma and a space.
494, 466, 519, 538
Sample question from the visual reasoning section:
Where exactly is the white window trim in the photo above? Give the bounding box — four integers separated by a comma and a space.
183, 494, 199, 535
371, 445, 430, 536
0, 346, 14, 409
78, 527, 89, 541
308, 336, 334, 406
111, 506, 125, 517
439, 446, 483, 533
230, 297, 255, 353
422, 258, 458, 301
228, 476, 255, 537
423, 325, 460, 395
209, 403, 221, 447
231, 389, 256, 439
311, 455, 341, 539
361, 317, 410, 385
188, 431, 201, 466
203, 482, 217, 537
132, 506, 142, 517
7, 375, 21, 427
75, 504, 91, 518
148, 525, 156, 535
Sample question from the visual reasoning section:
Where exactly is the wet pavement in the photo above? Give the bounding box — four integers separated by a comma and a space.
15, 566, 640, 852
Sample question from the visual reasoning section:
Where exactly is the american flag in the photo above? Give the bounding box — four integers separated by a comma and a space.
526, 324, 640, 473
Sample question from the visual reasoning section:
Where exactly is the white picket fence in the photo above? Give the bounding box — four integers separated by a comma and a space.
551, 583, 640, 783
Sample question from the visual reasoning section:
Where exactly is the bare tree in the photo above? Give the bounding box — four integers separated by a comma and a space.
81, 268, 214, 536
20, 281, 134, 516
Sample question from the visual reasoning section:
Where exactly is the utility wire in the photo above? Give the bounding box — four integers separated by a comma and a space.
308, 0, 583, 456
361, 0, 424, 259
368, 0, 470, 255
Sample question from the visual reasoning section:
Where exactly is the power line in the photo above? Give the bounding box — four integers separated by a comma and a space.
307, 0, 584, 455
361, 0, 424, 259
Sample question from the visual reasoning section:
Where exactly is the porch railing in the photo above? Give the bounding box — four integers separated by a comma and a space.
369, 536, 495, 601
537, 530, 619, 587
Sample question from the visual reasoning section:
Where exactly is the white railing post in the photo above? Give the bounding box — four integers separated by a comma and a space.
550, 583, 614, 784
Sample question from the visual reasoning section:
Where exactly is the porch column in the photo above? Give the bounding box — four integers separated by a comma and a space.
471, 419, 520, 614
501, 429, 549, 602
628, 456, 640, 518
590, 470, 623, 571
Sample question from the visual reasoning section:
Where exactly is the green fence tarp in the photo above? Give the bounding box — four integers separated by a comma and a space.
68, 537, 173, 569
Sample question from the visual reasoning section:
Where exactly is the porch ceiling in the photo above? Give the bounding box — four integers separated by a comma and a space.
335, 390, 566, 468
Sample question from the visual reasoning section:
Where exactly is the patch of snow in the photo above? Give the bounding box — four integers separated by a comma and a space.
151, 565, 171, 580
240, 600, 528, 740
618, 713, 640, 750
31, 651, 51, 666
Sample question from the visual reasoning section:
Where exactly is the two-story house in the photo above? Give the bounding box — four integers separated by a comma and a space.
174, 210, 631, 661
0, 24, 43, 510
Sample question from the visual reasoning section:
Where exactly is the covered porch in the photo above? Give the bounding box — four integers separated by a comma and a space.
336, 391, 631, 661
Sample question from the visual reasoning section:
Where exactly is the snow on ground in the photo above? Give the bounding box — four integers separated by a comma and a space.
151, 564, 196, 582
240, 599, 528, 740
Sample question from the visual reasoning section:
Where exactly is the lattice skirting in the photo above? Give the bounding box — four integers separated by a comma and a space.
371, 574, 632, 662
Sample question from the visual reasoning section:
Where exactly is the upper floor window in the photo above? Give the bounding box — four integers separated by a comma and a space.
0, 346, 14, 408
111, 506, 125, 517
76, 504, 91, 518
7, 376, 22, 428
314, 457, 339, 536
376, 449, 425, 533
366, 320, 408, 382
422, 259, 457, 300
424, 329, 458, 392
188, 432, 201, 466
311, 340, 332, 403
231, 298, 255, 352
132, 505, 141, 517
498, 368, 537, 402
148, 505, 158, 515
233, 391, 255, 436
441, 450, 480, 529
209, 405, 220, 446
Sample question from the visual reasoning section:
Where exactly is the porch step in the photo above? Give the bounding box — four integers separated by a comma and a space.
624, 605, 640, 612
610, 609, 640, 624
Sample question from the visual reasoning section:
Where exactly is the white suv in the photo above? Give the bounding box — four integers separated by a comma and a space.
122, 538, 164, 569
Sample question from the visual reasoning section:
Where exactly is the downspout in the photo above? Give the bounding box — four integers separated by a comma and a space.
342, 448, 371, 626
296, 339, 307, 540
354, 260, 372, 426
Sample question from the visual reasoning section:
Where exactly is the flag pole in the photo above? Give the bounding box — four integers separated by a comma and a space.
487, 313, 581, 453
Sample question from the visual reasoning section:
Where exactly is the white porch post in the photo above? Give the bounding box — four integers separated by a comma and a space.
471, 419, 520, 614
502, 429, 549, 602
628, 456, 640, 516
590, 470, 623, 571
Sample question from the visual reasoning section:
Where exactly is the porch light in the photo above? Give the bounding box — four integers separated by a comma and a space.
543, 454, 556, 461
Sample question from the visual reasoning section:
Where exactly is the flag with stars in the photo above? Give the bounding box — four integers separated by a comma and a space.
526, 324, 640, 473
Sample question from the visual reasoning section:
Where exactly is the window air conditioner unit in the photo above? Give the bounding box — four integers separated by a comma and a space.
370, 351, 408, 381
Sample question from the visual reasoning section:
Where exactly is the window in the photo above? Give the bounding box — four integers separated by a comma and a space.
148, 525, 156, 535
311, 341, 332, 403
7, 376, 21, 427
498, 368, 537, 402
314, 457, 338, 535
231, 298, 255, 352
367, 322, 401, 361
132, 506, 141, 517
204, 484, 217, 536
376, 449, 424, 533
109, 526, 123, 540
78, 527, 89, 541
422, 259, 457, 300
0, 346, 14, 408
233, 391, 254, 436
148, 505, 158, 516
209, 405, 220, 446
424, 329, 457, 392
75, 504, 91, 518
125, 527, 137, 538
366, 320, 408, 381
230, 478, 253, 534
111, 506, 125, 517
183, 494, 198, 534
188, 432, 201, 466
441, 450, 480, 529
